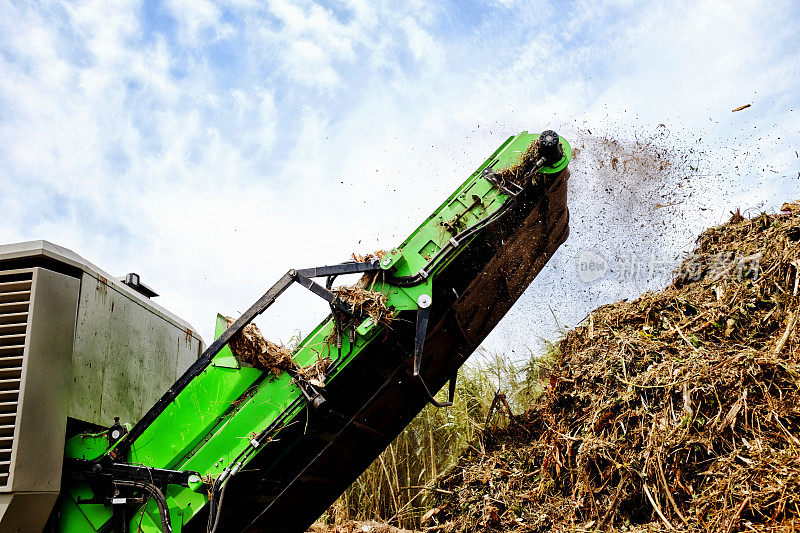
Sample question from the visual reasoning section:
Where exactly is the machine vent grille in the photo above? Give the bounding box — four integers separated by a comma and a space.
0, 271, 31, 487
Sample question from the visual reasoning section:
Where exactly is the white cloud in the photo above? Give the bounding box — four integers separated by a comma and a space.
0, 0, 798, 359
167, 0, 236, 45
400, 16, 444, 67
285, 39, 341, 86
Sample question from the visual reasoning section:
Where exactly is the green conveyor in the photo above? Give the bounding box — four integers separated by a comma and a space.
55, 130, 572, 533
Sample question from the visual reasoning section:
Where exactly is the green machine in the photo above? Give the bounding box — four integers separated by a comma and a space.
0, 131, 571, 532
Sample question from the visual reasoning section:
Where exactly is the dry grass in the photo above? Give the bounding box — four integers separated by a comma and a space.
225, 316, 294, 376
333, 282, 394, 328
308, 521, 416, 533
312, 349, 548, 531
328, 250, 394, 329
497, 140, 542, 187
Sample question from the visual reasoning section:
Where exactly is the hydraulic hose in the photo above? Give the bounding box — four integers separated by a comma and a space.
208, 477, 231, 533
115, 480, 172, 533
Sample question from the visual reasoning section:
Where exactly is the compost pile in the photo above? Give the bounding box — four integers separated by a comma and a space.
225, 316, 295, 375
431, 203, 800, 532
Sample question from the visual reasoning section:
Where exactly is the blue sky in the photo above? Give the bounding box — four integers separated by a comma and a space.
1, 0, 799, 355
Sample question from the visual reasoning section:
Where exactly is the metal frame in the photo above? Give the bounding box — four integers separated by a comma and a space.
67, 459, 198, 489
109, 260, 381, 460
54, 130, 572, 533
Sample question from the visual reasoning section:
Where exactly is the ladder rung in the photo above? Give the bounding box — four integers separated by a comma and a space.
0, 323, 26, 335
0, 303, 28, 314
0, 347, 23, 357
0, 334, 26, 347
0, 313, 26, 326
0, 379, 21, 392
0, 281, 31, 293
0, 368, 20, 380
0, 357, 22, 369
0, 392, 19, 403
0, 291, 30, 304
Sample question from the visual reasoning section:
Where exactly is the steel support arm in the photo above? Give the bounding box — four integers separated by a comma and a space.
111, 261, 381, 459
298, 260, 380, 278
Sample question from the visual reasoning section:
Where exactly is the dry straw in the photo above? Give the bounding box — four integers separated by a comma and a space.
429, 202, 800, 532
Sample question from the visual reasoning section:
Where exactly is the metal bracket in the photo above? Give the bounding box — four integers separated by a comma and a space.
294, 272, 363, 321
483, 167, 523, 197
413, 294, 432, 377
67, 458, 199, 488
291, 370, 327, 410
409, 294, 454, 408
416, 372, 455, 408
297, 260, 380, 278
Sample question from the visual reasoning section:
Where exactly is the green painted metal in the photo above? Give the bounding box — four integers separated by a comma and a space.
57, 131, 571, 532
210, 314, 241, 369
64, 432, 115, 462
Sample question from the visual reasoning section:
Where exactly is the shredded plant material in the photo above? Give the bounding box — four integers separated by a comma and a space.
351, 250, 388, 263
322, 250, 394, 330
296, 356, 333, 388
498, 141, 543, 187
428, 202, 800, 532
333, 284, 394, 328
308, 520, 415, 533
225, 316, 295, 376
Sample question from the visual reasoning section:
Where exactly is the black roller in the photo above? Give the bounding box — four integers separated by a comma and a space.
538, 129, 563, 165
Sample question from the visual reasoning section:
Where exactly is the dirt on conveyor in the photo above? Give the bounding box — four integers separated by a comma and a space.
426, 202, 800, 532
